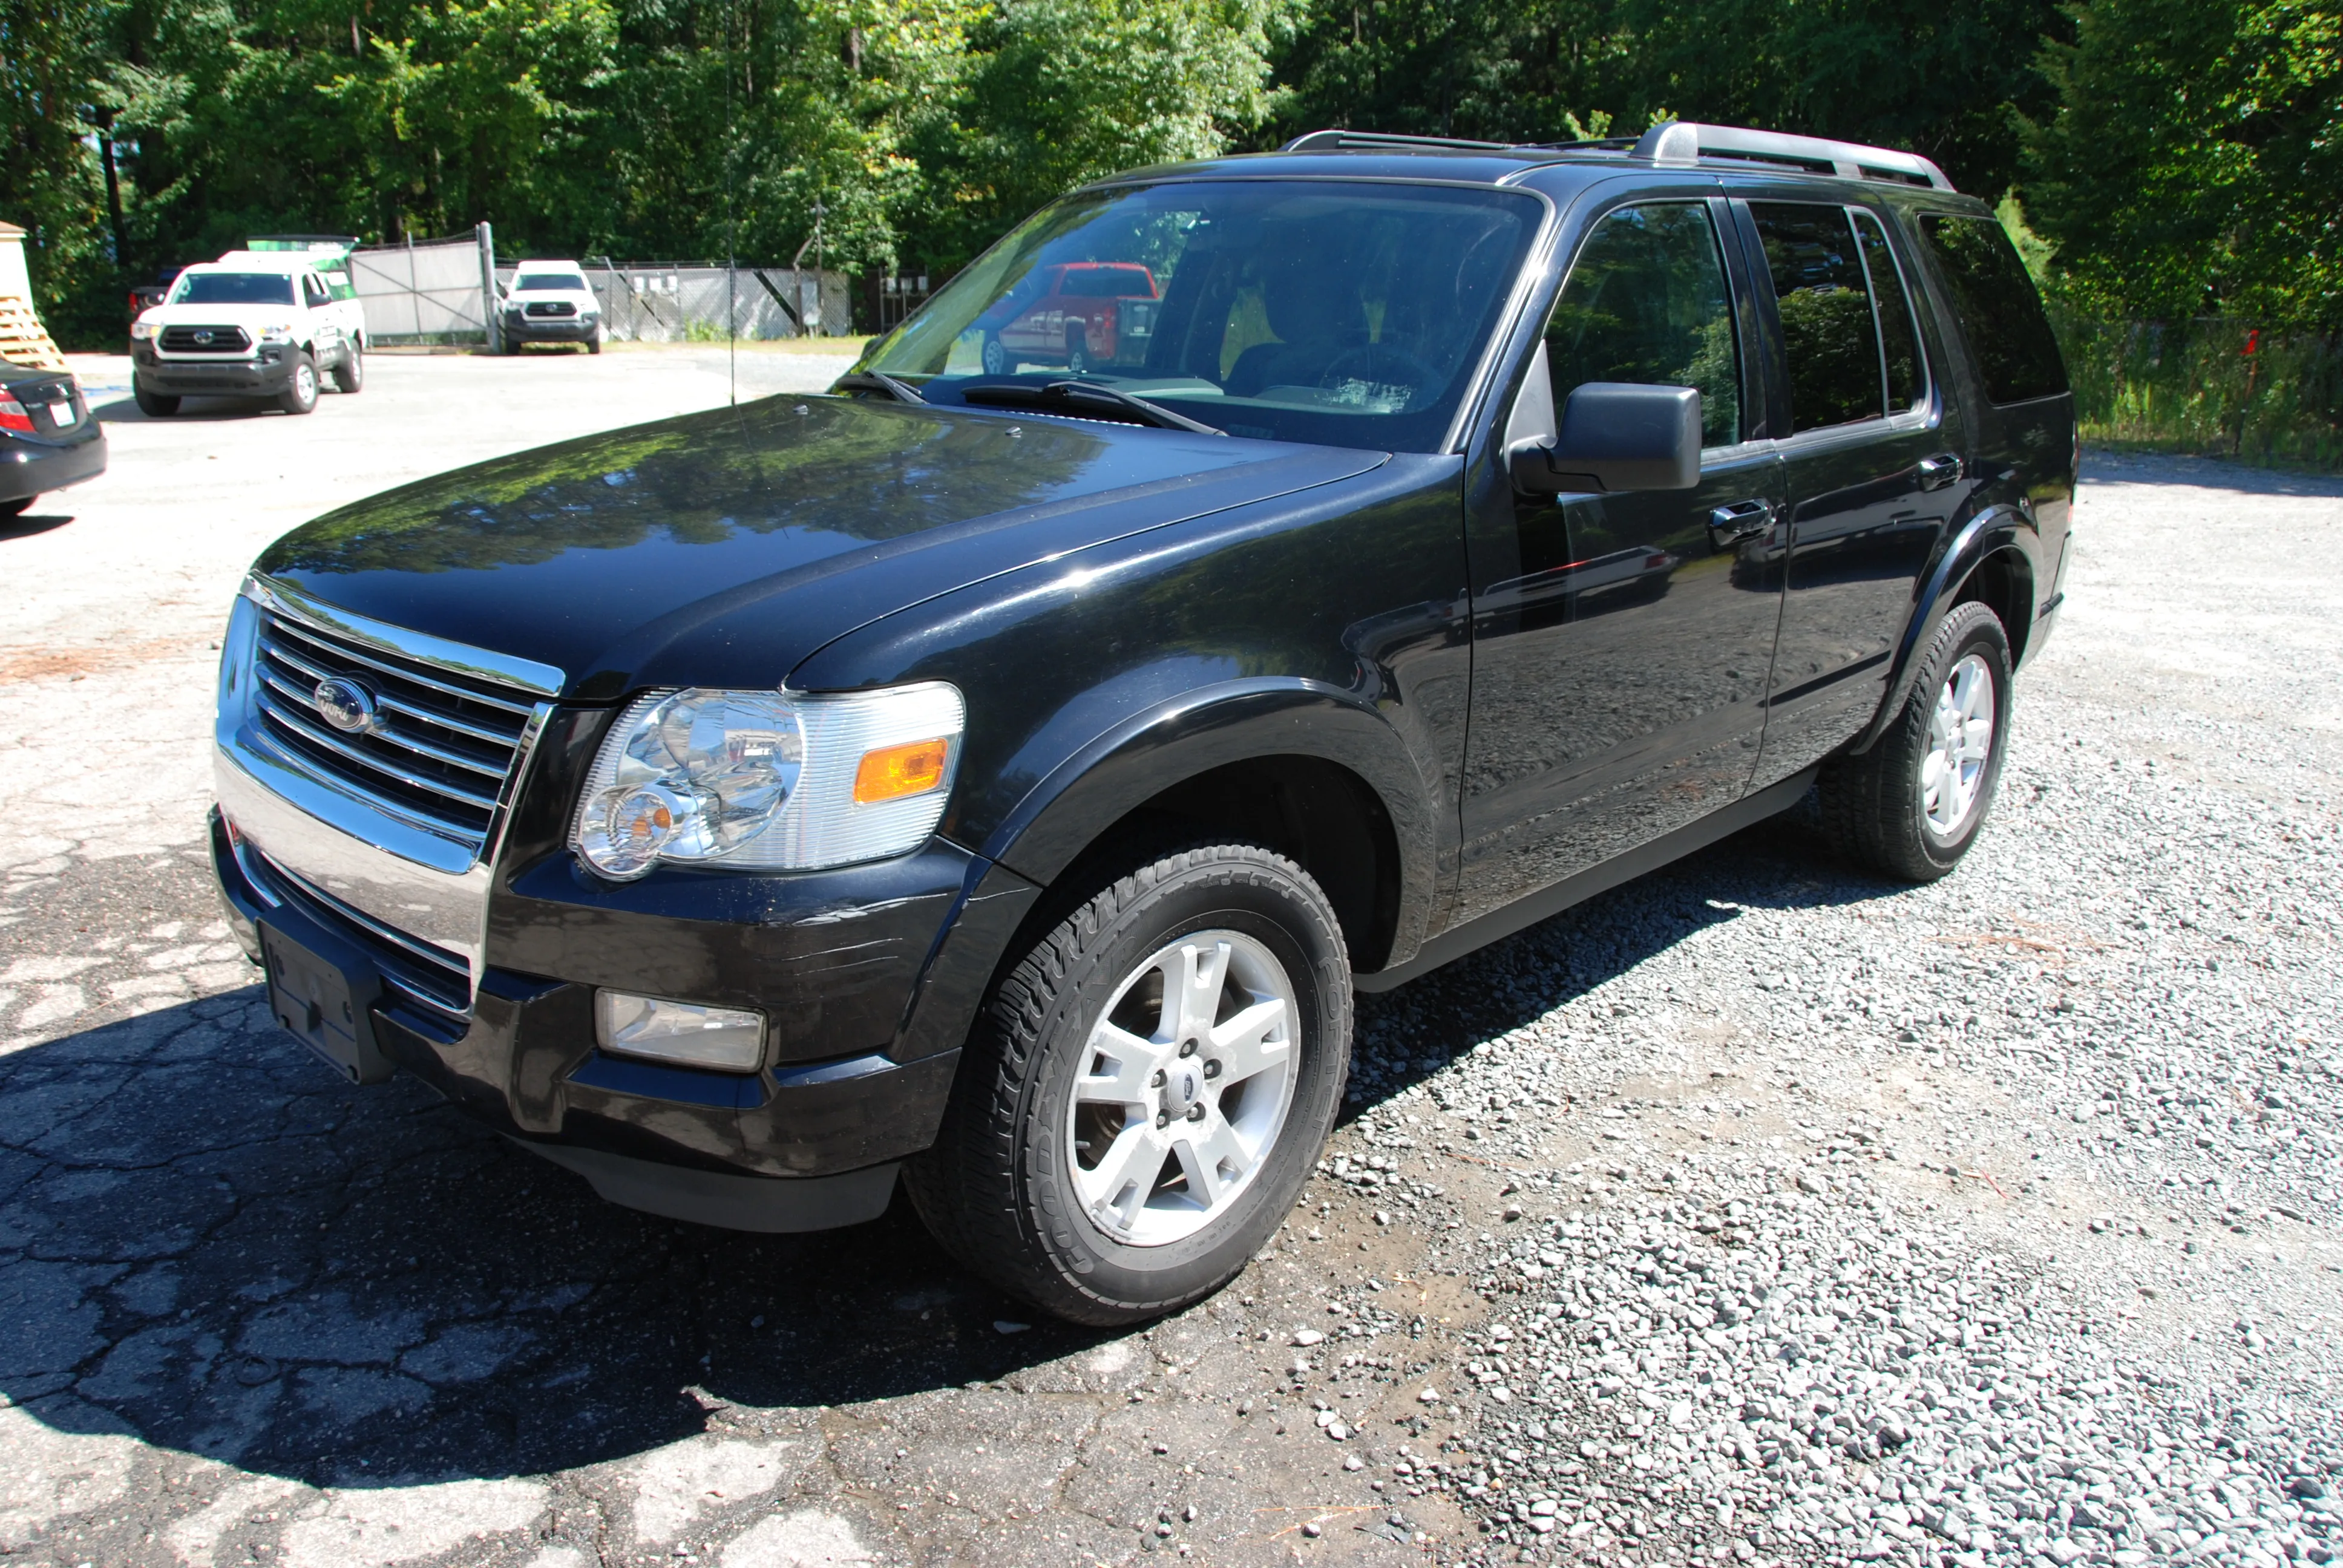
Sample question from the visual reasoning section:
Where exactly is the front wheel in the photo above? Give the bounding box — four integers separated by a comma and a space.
277, 352, 318, 415
1818, 598, 2013, 881
0, 496, 33, 518
906, 843, 1351, 1325
586, 328, 601, 356
133, 379, 179, 417
980, 333, 1009, 376
331, 341, 364, 393
1065, 328, 1093, 377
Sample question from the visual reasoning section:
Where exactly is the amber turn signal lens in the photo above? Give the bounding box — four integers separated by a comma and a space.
853, 737, 951, 804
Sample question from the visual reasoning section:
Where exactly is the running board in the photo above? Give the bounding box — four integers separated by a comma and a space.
1354, 767, 1818, 993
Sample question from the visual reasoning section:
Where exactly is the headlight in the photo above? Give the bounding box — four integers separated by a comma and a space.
257, 322, 297, 343
571, 683, 963, 880
129, 320, 156, 341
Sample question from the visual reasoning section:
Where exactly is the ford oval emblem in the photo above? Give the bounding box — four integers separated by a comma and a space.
312, 676, 379, 735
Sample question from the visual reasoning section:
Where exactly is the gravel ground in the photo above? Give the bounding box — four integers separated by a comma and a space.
2, 440, 2339, 1568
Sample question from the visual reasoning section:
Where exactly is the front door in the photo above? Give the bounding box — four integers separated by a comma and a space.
1457, 197, 1788, 925
1737, 200, 1967, 788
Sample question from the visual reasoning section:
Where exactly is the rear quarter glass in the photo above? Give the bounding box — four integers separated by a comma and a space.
1916, 215, 2068, 405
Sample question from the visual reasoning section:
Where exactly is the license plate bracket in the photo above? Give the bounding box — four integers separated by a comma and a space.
261, 921, 393, 1084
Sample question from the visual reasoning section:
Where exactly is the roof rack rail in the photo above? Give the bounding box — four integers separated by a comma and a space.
1282, 129, 1516, 154
1630, 121, 1954, 192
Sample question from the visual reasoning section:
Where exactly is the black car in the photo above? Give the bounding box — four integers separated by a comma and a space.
209, 122, 2074, 1324
1, 358, 105, 515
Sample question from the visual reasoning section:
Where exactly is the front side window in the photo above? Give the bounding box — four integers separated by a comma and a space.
1916, 215, 2068, 405
1543, 201, 1742, 448
172, 272, 297, 306
861, 180, 1540, 452
1749, 203, 1887, 433
302, 275, 328, 307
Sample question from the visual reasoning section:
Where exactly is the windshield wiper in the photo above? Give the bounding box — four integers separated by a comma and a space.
832, 370, 925, 404
958, 379, 1225, 436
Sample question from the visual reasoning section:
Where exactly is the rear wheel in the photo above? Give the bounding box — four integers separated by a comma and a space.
277, 353, 318, 415
1818, 599, 2013, 881
980, 333, 1009, 376
1066, 327, 1093, 377
133, 379, 179, 417
331, 341, 364, 394
906, 843, 1351, 1325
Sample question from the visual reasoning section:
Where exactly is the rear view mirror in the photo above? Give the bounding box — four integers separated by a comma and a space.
1508, 380, 1703, 495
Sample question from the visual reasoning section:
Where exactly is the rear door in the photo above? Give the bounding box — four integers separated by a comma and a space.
1456, 192, 1787, 924
1735, 197, 1966, 789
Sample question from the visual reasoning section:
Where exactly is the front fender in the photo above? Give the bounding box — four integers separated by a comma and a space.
978, 677, 1443, 966
1853, 503, 2039, 753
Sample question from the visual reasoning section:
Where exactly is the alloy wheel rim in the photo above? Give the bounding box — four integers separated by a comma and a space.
1920, 652, 1996, 839
1064, 928, 1299, 1248
297, 364, 316, 401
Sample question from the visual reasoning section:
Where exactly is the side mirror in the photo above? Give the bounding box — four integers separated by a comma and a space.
1508, 379, 1703, 495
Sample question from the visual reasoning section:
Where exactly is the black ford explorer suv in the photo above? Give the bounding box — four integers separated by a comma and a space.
211, 122, 2074, 1324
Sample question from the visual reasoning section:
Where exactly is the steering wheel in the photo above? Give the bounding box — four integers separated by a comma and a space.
1316, 344, 1441, 403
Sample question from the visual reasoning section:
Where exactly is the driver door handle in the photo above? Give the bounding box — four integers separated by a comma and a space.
1708, 499, 1773, 549
1916, 452, 1964, 491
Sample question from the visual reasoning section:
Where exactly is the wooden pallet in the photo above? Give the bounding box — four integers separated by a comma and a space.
0, 294, 67, 372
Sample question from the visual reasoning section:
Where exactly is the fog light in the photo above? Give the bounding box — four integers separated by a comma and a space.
595, 991, 765, 1072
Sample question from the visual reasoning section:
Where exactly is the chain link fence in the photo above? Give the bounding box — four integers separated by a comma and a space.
555, 263, 854, 342
2056, 312, 2343, 471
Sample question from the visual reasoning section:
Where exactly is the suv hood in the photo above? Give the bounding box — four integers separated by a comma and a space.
254, 394, 1387, 701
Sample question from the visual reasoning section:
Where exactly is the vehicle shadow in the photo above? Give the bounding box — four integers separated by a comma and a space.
0, 798, 1891, 1491
0, 974, 1107, 1489
90, 393, 289, 422
0, 509, 75, 540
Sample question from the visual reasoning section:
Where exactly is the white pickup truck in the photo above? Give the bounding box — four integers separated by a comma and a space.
129, 251, 366, 416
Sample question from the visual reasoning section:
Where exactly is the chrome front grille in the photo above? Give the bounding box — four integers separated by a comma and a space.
250, 606, 541, 858
238, 841, 472, 1028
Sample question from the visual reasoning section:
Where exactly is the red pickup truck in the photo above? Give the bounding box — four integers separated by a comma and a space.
977, 261, 1161, 376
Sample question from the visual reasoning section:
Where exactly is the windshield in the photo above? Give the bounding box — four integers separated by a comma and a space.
516, 273, 586, 292
172, 272, 297, 306
861, 180, 1541, 451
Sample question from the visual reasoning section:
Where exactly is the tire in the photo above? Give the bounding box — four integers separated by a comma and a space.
133, 379, 179, 417
980, 333, 1009, 376
586, 330, 601, 356
277, 352, 319, 415
0, 496, 33, 518
1066, 328, 1092, 377
906, 843, 1352, 1325
1818, 599, 2013, 881
331, 341, 364, 394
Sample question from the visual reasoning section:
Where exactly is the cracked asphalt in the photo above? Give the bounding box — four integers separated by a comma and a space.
3, 358, 2339, 1568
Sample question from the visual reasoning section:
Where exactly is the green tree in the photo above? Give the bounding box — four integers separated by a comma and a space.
0, 0, 122, 335
906, 0, 1294, 270
2024, 0, 2343, 325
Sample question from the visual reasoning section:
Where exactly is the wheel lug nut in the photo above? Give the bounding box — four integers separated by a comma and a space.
1150, 1068, 1166, 1088
1202, 1059, 1221, 1079
1179, 1039, 1198, 1057
1155, 1110, 1170, 1128
1185, 1103, 1206, 1121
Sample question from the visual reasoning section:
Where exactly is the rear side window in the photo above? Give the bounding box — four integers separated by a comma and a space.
1917, 216, 2068, 404
1545, 202, 1743, 448
1749, 203, 1884, 433
1853, 212, 1926, 414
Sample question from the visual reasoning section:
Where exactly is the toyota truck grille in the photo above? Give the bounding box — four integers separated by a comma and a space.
251, 609, 540, 857
160, 324, 253, 353
523, 301, 578, 318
